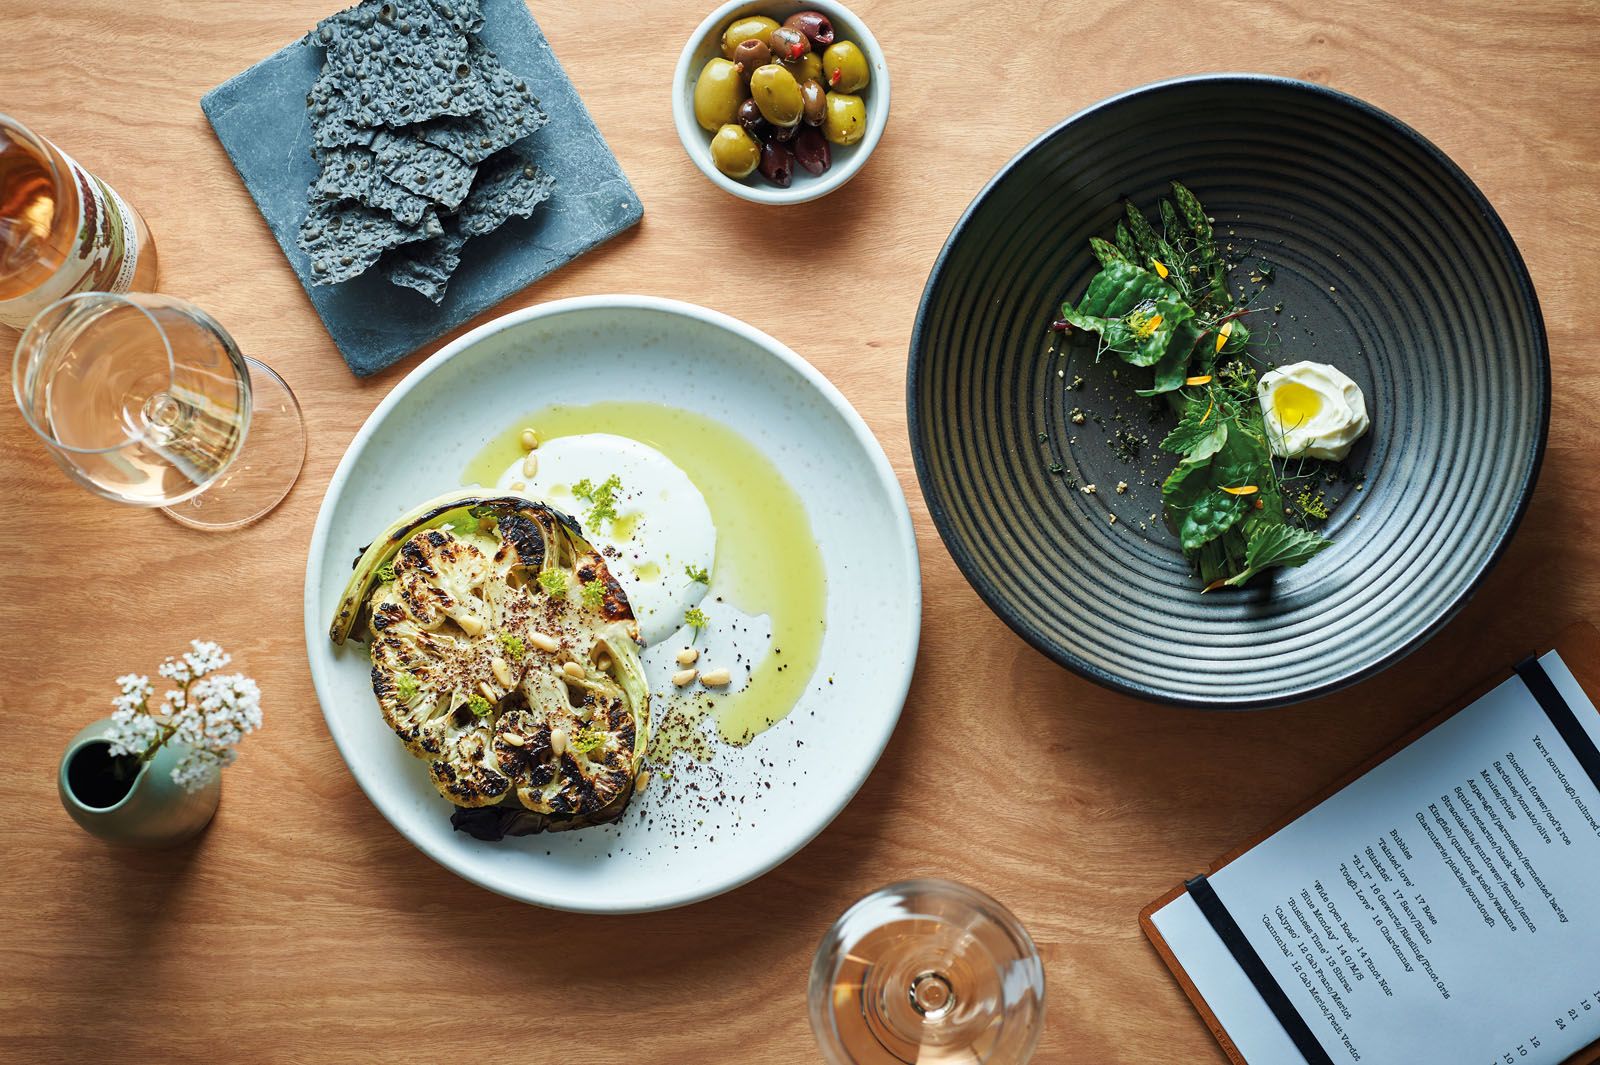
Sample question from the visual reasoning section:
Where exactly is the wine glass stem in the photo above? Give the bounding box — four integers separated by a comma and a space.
910, 971, 955, 1020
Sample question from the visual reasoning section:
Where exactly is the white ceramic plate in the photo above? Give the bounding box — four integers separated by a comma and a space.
303, 296, 920, 912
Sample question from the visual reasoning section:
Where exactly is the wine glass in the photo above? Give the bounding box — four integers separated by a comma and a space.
809, 879, 1047, 1064
11, 291, 305, 530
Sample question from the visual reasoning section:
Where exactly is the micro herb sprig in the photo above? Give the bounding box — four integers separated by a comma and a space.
685, 563, 710, 585
572, 474, 623, 527
538, 568, 567, 596
570, 727, 605, 755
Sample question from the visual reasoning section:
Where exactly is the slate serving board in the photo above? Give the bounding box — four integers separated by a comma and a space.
201, 0, 643, 377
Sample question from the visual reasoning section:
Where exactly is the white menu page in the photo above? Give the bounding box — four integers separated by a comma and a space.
1151, 651, 1600, 1064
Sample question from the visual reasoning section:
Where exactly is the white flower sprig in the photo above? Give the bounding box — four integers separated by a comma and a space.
104, 641, 262, 794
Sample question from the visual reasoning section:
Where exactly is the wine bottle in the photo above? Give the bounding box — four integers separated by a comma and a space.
0, 113, 158, 328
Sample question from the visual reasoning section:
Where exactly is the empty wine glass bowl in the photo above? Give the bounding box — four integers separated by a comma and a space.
809, 879, 1046, 1064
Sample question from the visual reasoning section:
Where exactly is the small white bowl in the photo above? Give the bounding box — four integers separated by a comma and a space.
672, 0, 890, 205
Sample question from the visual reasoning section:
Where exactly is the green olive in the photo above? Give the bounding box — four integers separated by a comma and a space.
694, 58, 747, 132
750, 63, 804, 128
822, 40, 870, 93
783, 51, 823, 86
720, 15, 780, 59
709, 124, 760, 179
822, 91, 866, 145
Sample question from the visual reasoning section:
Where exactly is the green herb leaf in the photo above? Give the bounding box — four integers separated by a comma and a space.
538, 569, 567, 596
497, 632, 525, 658
1177, 489, 1250, 551
466, 694, 493, 718
581, 580, 606, 609
1223, 525, 1332, 587
684, 606, 708, 632
685, 563, 710, 585
1065, 259, 1173, 320
1161, 401, 1230, 460
1136, 318, 1203, 395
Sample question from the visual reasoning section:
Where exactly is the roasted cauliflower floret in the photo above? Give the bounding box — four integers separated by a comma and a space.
391, 527, 493, 637
331, 491, 650, 837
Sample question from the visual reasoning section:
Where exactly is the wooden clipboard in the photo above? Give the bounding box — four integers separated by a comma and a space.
1139, 620, 1600, 1065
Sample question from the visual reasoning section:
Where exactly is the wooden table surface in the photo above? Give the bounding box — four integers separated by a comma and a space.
3, 1, 1598, 1061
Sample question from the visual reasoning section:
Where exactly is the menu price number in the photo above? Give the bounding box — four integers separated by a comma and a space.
1552, 990, 1598, 1032
1486, 991, 1600, 1063
1488, 1036, 1540, 1063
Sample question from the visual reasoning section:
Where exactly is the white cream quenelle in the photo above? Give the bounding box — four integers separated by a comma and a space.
1256, 361, 1371, 461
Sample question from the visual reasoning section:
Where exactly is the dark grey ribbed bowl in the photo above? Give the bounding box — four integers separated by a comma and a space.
908, 75, 1548, 709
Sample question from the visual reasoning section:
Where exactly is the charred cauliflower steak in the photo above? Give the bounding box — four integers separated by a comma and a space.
330, 491, 649, 839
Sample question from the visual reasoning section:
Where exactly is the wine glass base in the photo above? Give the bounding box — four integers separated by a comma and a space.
809, 879, 1046, 1065
161, 356, 304, 531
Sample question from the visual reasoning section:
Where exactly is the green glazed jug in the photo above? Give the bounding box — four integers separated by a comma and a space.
58, 718, 220, 846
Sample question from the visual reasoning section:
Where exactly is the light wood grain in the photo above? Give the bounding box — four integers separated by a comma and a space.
2, 1, 1598, 1062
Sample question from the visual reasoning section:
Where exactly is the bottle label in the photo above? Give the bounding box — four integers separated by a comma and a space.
0, 146, 141, 328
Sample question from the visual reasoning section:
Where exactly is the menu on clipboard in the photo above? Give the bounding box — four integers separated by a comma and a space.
1143, 634, 1600, 1065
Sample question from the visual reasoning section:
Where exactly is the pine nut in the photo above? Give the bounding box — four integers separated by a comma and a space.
521, 453, 539, 478
700, 667, 732, 688
671, 668, 697, 687
635, 770, 651, 792
562, 661, 585, 680
478, 681, 498, 701
549, 728, 568, 757
510, 481, 526, 492
675, 647, 699, 667
596, 653, 613, 672
501, 733, 526, 747
491, 657, 513, 687
520, 428, 539, 450
529, 631, 559, 653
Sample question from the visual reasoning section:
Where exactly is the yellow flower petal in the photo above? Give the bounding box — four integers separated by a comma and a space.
1220, 485, 1259, 496
1214, 319, 1236, 354
1151, 259, 1169, 279
1185, 375, 1213, 386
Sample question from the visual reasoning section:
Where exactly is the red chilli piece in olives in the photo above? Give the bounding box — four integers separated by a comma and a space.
732, 37, 770, 78
793, 126, 831, 175
736, 98, 770, 138
767, 26, 811, 61
782, 11, 835, 48
759, 140, 794, 187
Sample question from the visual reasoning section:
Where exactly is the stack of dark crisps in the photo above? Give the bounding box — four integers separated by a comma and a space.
297, 0, 553, 303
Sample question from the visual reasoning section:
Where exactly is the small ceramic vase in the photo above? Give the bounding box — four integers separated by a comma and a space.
58, 718, 220, 846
